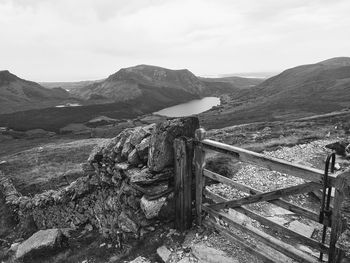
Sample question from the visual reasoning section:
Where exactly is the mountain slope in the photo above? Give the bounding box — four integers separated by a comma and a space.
200, 57, 350, 129
72, 65, 206, 102
0, 70, 71, 114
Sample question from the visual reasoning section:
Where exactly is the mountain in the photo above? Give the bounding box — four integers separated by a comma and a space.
71, 64, 262, 105
72, 65, 206, 102
200, 57, 350, 128
0, 70, 71, 114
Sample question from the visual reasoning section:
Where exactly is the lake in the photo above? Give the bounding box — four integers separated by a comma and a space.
154, 97, 220, 117
55, 103, 82, 108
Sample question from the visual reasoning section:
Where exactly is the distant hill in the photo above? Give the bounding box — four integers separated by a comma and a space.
0, 70, 71, 114
199, 76, 264, 95
200, 76, 265, 88
201, 57, 350, 128
71, 64, 262, 103
243, 56, 350, 106
40, 79, 104, 92
72, 65, 206, 102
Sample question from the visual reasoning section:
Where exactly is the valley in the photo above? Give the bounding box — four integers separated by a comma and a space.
1, 57, 350, 263
0, 64, 261, 133
2, 58, 350, 135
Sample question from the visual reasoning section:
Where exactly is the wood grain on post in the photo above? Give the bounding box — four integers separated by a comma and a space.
174, 137, 193, 231
194, 128, 206, 225
329, 169, 350, 263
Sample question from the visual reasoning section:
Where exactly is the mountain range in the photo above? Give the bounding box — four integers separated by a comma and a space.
1, 65, 260, 115
0, 57, 349, 131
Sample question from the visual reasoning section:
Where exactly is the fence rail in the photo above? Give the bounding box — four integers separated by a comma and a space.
201, 138, 337, 187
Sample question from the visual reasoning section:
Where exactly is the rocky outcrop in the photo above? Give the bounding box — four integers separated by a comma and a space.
0, 117, 198, 241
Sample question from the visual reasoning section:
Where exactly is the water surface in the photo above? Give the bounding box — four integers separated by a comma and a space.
154, 97, 220, 117
55, 103, 82, 108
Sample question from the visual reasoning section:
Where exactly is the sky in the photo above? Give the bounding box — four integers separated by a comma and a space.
0, 0, 350, 81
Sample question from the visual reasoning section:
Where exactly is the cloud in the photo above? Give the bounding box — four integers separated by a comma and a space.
0, 0, 349, 81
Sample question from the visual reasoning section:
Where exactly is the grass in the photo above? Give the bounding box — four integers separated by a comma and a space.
0, 138, 107, 195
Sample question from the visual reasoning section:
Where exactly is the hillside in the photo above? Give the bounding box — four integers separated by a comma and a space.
72, 65, 206, 102
0, 70, 71, 114
200, 57, 350, 129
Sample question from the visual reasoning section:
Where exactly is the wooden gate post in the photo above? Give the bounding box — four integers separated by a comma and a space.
329, 168, 350, 263
174, 136, 194, 232
194, 128, 206, 225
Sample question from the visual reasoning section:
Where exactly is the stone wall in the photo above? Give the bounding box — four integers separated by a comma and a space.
0, 117, 199, 240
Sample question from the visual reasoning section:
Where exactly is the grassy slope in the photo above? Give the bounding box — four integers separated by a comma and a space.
0, 138, 106, 195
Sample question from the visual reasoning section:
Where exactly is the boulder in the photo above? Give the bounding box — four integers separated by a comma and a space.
15, 229, 66, 259
157, 245, 172, 262
136, 137, 151, 162
113, 129, 133, 153
148, 117, 199, 172
121, 135, 134, 159
191, 242, 238, 263
130, 127, 148, 146
128, 149, 141, 166
140, 195, 167, 219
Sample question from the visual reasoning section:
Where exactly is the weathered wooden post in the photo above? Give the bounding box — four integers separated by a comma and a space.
174, 136, 194, 231
194, 128, 206, 225
329, 168, 350, 263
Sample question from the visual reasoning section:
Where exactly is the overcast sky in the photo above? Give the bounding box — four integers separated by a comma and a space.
0, 0, 349, 81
